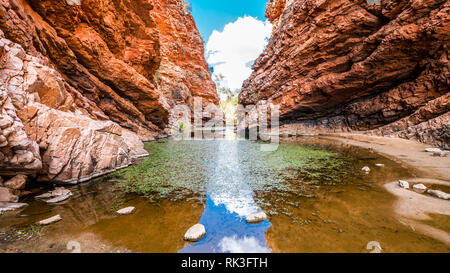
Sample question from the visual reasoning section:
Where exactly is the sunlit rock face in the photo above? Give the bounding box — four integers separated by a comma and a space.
240, 0, 450, 148
0, 0, 218, 182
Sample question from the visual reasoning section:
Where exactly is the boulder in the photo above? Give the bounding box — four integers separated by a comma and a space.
117, 207, 136, 215
413, 184, 427, 193
0, 187, 19, 203
362, 167, 371, 173
246, 212, 268, 224
37, 215, 62, 225
4, 175, 27, 190
184, 224, 206, 242
398, 180, 410, 189
427, 190, 450, 200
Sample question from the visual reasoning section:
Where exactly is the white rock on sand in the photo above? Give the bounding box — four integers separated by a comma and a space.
38, 215, 62, 225
425, 148, 442, 153
428, 190, 450, 200
362, 166, 371, 173
184, 224, 206, 242
117, 207, 136, 215
398, 180, 410, 189
246, 212, 268, 224
413, 184, 427, 193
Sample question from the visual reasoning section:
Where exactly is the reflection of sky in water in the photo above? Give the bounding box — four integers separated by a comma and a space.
179, 196, 271, 253
180, 137, 272, 253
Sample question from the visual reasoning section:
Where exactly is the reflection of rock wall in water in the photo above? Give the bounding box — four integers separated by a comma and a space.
241, 0, 450, 148
0, 0, 218, 183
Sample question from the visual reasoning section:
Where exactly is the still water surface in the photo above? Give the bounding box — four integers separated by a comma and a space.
1, 131, 449, 253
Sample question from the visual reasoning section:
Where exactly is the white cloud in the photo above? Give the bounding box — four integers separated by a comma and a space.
219, 236, 271, 253
206, 17, 272, 92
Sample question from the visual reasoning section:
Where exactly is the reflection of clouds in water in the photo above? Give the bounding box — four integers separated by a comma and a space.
219, 236, 271, 253
208, 139, 260, 217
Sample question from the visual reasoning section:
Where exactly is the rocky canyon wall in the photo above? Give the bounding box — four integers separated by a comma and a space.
0, 0, 218, 185
240, 0, 450, 149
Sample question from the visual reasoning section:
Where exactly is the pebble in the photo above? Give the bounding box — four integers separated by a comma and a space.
246, 212, 268, 223
413, 184, 427, 193
184, 224, 206, 242
117, 207, 136, 215
37, 215, 62, 226
398, 180, 410, 189
427, 190, 450, 200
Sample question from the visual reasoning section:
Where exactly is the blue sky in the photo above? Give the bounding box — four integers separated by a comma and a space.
189, 0, 267, 42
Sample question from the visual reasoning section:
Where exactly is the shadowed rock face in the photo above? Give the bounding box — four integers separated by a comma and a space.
240, 0, 450, 148
0, 0, 218, 182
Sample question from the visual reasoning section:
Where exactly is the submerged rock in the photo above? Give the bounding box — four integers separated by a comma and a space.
246, 212, 268, 224
37, 215, 62, 226
117, 207, 136, 215
0, 202, 28, 214
398, 180, 410, 189
413, 184, 427, 193
362, 167, 371, 173
4, 175, 27, 190
184, 224, 206, 242
427, 190, 450, 200
375, 164, 385, 167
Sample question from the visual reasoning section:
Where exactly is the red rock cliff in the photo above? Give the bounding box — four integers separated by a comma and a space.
0, 0, 218, 183
240, 0, 450, 149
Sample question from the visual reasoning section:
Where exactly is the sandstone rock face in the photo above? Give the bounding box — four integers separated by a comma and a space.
151, 0, 219, 111
240, 0, 450, 149
0, 0, 218, 183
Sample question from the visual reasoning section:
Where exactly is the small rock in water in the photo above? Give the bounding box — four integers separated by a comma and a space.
413, 184, 427, 193
427, 190, 450, 200
362, 166, 371, 173
36, 187, 73, 204
184, 224, 206, 242
117, 207, 136, 215
425, 148, 442, 153
45, 192, 73, 204
375, 164, 385, 167
38, 215, 62, 225
246, 212, 268, 223
398, 180, 410, 189
0, 202, 28, 214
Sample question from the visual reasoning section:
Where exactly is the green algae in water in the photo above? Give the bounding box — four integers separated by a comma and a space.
113, 139, 352, 201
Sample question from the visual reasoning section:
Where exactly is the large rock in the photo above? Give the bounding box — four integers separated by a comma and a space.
0, 0, 219, 183
117, 207, 136, 215
240, 0, 450, 149
0, 187, 19, 203
4, 175, 27, 190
